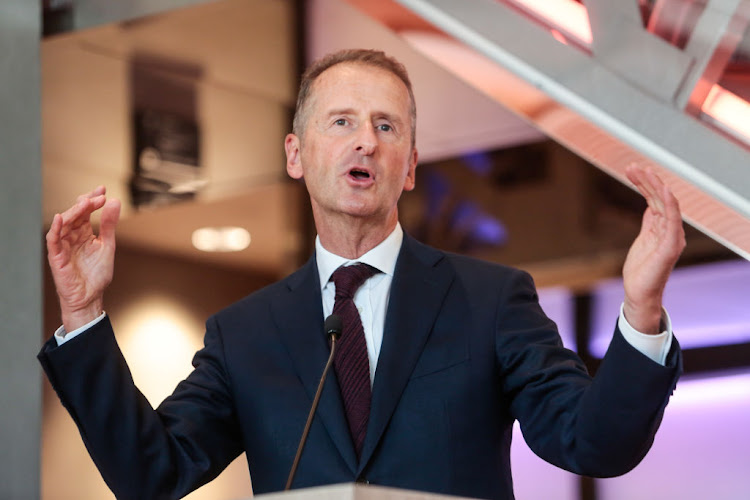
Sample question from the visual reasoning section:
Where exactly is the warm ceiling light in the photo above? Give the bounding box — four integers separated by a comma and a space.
701, 84, 750, 144
506, 0, 593, 45
191, 227, 251, 252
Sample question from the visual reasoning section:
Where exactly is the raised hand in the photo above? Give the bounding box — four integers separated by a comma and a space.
622, 165, 686, 334
46, 186, 121, 332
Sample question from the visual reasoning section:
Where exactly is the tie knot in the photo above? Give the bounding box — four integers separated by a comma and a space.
330, 263, 379, 299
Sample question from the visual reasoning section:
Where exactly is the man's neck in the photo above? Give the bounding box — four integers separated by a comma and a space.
315, 212, 398, 259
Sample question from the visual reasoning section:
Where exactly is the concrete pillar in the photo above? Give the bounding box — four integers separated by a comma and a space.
0, 1, 42, 498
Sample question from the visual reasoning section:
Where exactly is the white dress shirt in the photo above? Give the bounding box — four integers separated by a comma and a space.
315, 224, 403, 383
56, 223, 673, 370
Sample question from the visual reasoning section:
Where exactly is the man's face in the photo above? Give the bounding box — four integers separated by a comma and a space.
285, 62, 418, 227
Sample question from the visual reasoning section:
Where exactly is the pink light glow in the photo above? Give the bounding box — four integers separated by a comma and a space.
701, 84, 750, 144
506, 0, 593, 45
670, 371, 750, 408
550, 29, 570, 46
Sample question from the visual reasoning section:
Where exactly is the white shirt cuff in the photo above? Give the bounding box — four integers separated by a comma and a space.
54, 312, 107, 346
618, 303, 673, 365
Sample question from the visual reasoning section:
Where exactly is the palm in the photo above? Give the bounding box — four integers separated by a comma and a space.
46, 187, 120, 330
50, 224, 112, 308
622, 166, 685, 333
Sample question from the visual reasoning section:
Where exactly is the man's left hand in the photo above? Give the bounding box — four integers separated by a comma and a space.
622, 164, 686, 334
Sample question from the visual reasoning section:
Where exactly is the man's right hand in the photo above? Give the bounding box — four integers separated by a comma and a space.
46, 186, 121, 332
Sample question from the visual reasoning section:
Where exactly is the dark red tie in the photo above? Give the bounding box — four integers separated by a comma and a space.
330, 263, 379, 458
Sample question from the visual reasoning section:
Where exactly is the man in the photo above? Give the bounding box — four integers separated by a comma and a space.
39, 49, 685, 500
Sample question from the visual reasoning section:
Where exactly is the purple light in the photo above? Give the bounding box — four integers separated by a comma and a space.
424, 172, 451, 220
511, 421, 578, 500
596, 370, 750, 499
471, 215, 508, 246
537, 286, 576, 350
590, 260, 750, 357
510, 284, 578, 499
450, 200, 479, 230
668, 370, 750, 409
461, 151, 493, 176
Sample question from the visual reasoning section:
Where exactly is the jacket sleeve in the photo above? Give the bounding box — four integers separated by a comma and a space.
495, 269, 682, 477
38, 315, 243, 500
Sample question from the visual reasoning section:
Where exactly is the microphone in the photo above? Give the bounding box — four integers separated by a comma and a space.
324, 314, 343, 341
285, 314, 343, 490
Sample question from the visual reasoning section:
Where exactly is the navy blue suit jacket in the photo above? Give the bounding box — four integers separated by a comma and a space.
39, 234, 681, 500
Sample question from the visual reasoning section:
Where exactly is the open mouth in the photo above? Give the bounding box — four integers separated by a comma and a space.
349, 168, 371, 180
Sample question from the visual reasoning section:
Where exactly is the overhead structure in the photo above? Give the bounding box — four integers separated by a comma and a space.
351, 0, 750, 260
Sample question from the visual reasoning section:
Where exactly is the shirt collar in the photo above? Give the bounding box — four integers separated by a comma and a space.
315, 223, 403, 290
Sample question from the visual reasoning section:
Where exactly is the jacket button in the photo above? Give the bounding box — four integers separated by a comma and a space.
356, 477, 370, 485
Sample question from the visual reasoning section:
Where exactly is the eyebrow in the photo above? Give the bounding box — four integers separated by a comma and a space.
324, 108, 356, 119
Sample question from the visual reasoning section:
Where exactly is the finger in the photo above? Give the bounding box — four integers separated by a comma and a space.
631, 166, 661, 202
627, 165, 665, 214
99, 198, 121, 248
661, 182, 681, 221
62, 196, 98, 222
84, 193, 107, 211
661, 183, 686, 251
76, 185, 106, 204
57, 204, 96, 245
624, 163, 644, 184
58, 202, 93, 240
644, 169, 669, 214
626, 164, 655, 199
46, 213, 63, 257
60, 194, 107, 233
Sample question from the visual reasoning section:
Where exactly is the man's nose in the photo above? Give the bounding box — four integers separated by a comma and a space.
354, 124, 377, 155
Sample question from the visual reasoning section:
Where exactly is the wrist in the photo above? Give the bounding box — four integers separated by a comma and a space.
623, 299, 663, 335
61, 301, 104, 333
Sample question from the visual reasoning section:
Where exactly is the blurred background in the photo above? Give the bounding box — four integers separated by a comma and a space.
2, 0, 750, 498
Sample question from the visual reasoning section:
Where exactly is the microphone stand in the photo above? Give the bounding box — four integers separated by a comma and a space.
285, 315, 342, 490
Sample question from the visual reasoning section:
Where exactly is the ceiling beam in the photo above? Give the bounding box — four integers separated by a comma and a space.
584, 0, 694, 102
393, 0, 750, 259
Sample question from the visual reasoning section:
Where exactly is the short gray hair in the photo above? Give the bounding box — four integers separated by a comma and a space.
292, 49, 416, 148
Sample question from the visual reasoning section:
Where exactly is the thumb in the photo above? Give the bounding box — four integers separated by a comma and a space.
99, 198, 121, 248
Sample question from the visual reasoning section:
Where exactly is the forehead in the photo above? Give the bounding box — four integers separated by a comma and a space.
308, 62, 411, 116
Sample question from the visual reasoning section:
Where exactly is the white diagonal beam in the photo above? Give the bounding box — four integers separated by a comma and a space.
584, 0, 694, 102
394, 0, 750, 259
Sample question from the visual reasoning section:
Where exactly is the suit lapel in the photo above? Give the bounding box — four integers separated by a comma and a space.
271, 256, 358, 474
358, 236, 454, 471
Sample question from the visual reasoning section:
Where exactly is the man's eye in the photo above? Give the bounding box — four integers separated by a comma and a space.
334, 119, 347, 126
377, 124, 392, 132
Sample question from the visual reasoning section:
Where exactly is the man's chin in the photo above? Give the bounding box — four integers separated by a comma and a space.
337, 203, 391, 223
313, 196, 393, 224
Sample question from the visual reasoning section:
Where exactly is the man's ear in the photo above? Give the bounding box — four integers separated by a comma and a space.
285, 133, 303, 180
403, 147, 418, 192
